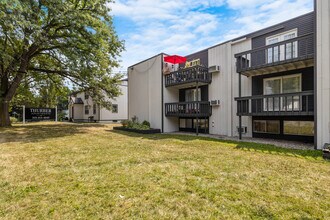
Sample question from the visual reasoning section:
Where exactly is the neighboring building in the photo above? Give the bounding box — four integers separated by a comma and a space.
128, 5, 330, 150
68, 80, 128, 122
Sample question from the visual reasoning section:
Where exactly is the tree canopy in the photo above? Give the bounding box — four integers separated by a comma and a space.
0, 0, 124, 126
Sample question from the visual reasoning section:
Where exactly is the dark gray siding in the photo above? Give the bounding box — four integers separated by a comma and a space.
252, 12, 314, 49
252, 67, 314, 96
180, 49, 208, 67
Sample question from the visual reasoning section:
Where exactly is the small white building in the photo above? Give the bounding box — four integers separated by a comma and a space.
68, 79, 128, 122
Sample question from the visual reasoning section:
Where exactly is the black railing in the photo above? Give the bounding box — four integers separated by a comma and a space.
165, 65, 211, 87
235, 91, 314, 116
235, 33, 314, 73
165, 101, 212, 117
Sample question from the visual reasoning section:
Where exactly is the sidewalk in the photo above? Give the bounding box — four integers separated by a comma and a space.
167, 132, 315, 150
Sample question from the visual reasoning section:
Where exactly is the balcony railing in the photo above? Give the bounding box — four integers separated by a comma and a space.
235, 91, 314, 116
165, 101, 212, 117
235, 33, 314, 73
165, 65, 211, 87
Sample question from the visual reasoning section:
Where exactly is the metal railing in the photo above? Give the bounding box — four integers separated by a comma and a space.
165, 101, 212, 117
235, 33, 314, 73
235, 91, 314, 116
165, 65, 211, 87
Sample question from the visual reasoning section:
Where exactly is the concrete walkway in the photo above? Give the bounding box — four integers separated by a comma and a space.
167, 132, 315, 150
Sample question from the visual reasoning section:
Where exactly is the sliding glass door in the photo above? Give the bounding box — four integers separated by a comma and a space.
263, 74, 301, 112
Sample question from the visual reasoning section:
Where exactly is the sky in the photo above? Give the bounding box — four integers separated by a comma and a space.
109, 0, 314, 73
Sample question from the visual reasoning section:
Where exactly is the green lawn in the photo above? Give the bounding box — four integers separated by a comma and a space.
0, 122, 329, 219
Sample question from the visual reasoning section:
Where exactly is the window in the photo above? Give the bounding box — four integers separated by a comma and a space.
112, 104, 118, 113
85, 105, 89, 115
93, 104, 97, 115
193, 119, 209, 129
180, 119, 192, 128
263, 74, 301, 111
284, 121, 314, 136
84, 93, 89, 100
253, 120, 280, 134
185, 88, 201, 102
266, 29, 298, 63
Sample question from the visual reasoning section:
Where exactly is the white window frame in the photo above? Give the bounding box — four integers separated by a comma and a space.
263, 74, 302, 111
266, 29, 298, 63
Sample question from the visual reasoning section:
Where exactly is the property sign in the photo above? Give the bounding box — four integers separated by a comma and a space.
25, 108, 56, 121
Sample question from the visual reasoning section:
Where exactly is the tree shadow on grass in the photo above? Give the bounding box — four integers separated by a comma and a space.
0, 122, 105, 144
109, 130, 324, 161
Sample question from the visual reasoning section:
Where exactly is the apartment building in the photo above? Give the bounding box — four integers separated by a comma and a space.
68, 79, 128, 122
128, 1, 330, 149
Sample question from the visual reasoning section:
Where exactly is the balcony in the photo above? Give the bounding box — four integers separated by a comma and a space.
235, 91, 314, 116
165, 101, 212, 118
235, 33, 314, 76
165, 65, 211, 88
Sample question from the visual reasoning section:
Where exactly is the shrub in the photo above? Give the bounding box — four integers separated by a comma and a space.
57, 112, 67, 121
10, 117, 18, 124
131, 116, 139, 123
131, 123, 150, 130
121, 118, 150, 130
142, 120, 150, 128
121, 120, 130, 127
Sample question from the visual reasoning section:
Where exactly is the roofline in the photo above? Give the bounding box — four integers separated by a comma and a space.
127, 11, 314, 66
127, 53, 168, 69
208, 11, 314, 50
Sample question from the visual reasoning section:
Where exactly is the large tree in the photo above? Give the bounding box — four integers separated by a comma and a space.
0, 0, 124, 126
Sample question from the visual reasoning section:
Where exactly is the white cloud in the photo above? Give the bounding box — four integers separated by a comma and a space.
109, 0, 313, 71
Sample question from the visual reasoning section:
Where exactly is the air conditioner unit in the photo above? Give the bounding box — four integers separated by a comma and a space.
208, 65, 220, 73
210, 100, 220, 106
237, 126, 247, 134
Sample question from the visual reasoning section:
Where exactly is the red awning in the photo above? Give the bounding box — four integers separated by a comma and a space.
164, 55, 187, 64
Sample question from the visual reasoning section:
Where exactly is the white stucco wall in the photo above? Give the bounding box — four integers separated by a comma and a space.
230, 39, 253, 138
208, 38, 252, 138
163, 87, 179, 133
128, 54, 163, 129
99, 81, 128, 121
316, 0, 330, 149
68, 81, 128, 122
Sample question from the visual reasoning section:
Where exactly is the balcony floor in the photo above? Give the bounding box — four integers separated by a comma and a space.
237, 111, 314, 117
241, 57, 314, 77
165, 81, 210, 89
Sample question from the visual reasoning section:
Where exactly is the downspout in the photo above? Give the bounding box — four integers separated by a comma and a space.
239, 72, 242, 140
314, 0, 318, 149
196, 81, 199, 136
161, 54, 164, 133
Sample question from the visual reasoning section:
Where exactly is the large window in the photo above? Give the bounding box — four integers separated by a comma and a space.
93, 104, 97, 115
85, 105, 89, 115
253, 120, 280, 134
179, 118, 209, 132
185, 88, 201, 102
266, 29, 298, 63
263, 74, 301, 111
284, 121, 314, 136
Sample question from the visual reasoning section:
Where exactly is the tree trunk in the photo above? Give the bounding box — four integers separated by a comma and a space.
0, 99, 10, 127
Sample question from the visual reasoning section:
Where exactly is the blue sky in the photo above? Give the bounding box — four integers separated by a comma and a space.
109, 0, 313, 73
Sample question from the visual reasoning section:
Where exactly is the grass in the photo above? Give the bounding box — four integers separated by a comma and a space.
0, 122, 329, 219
